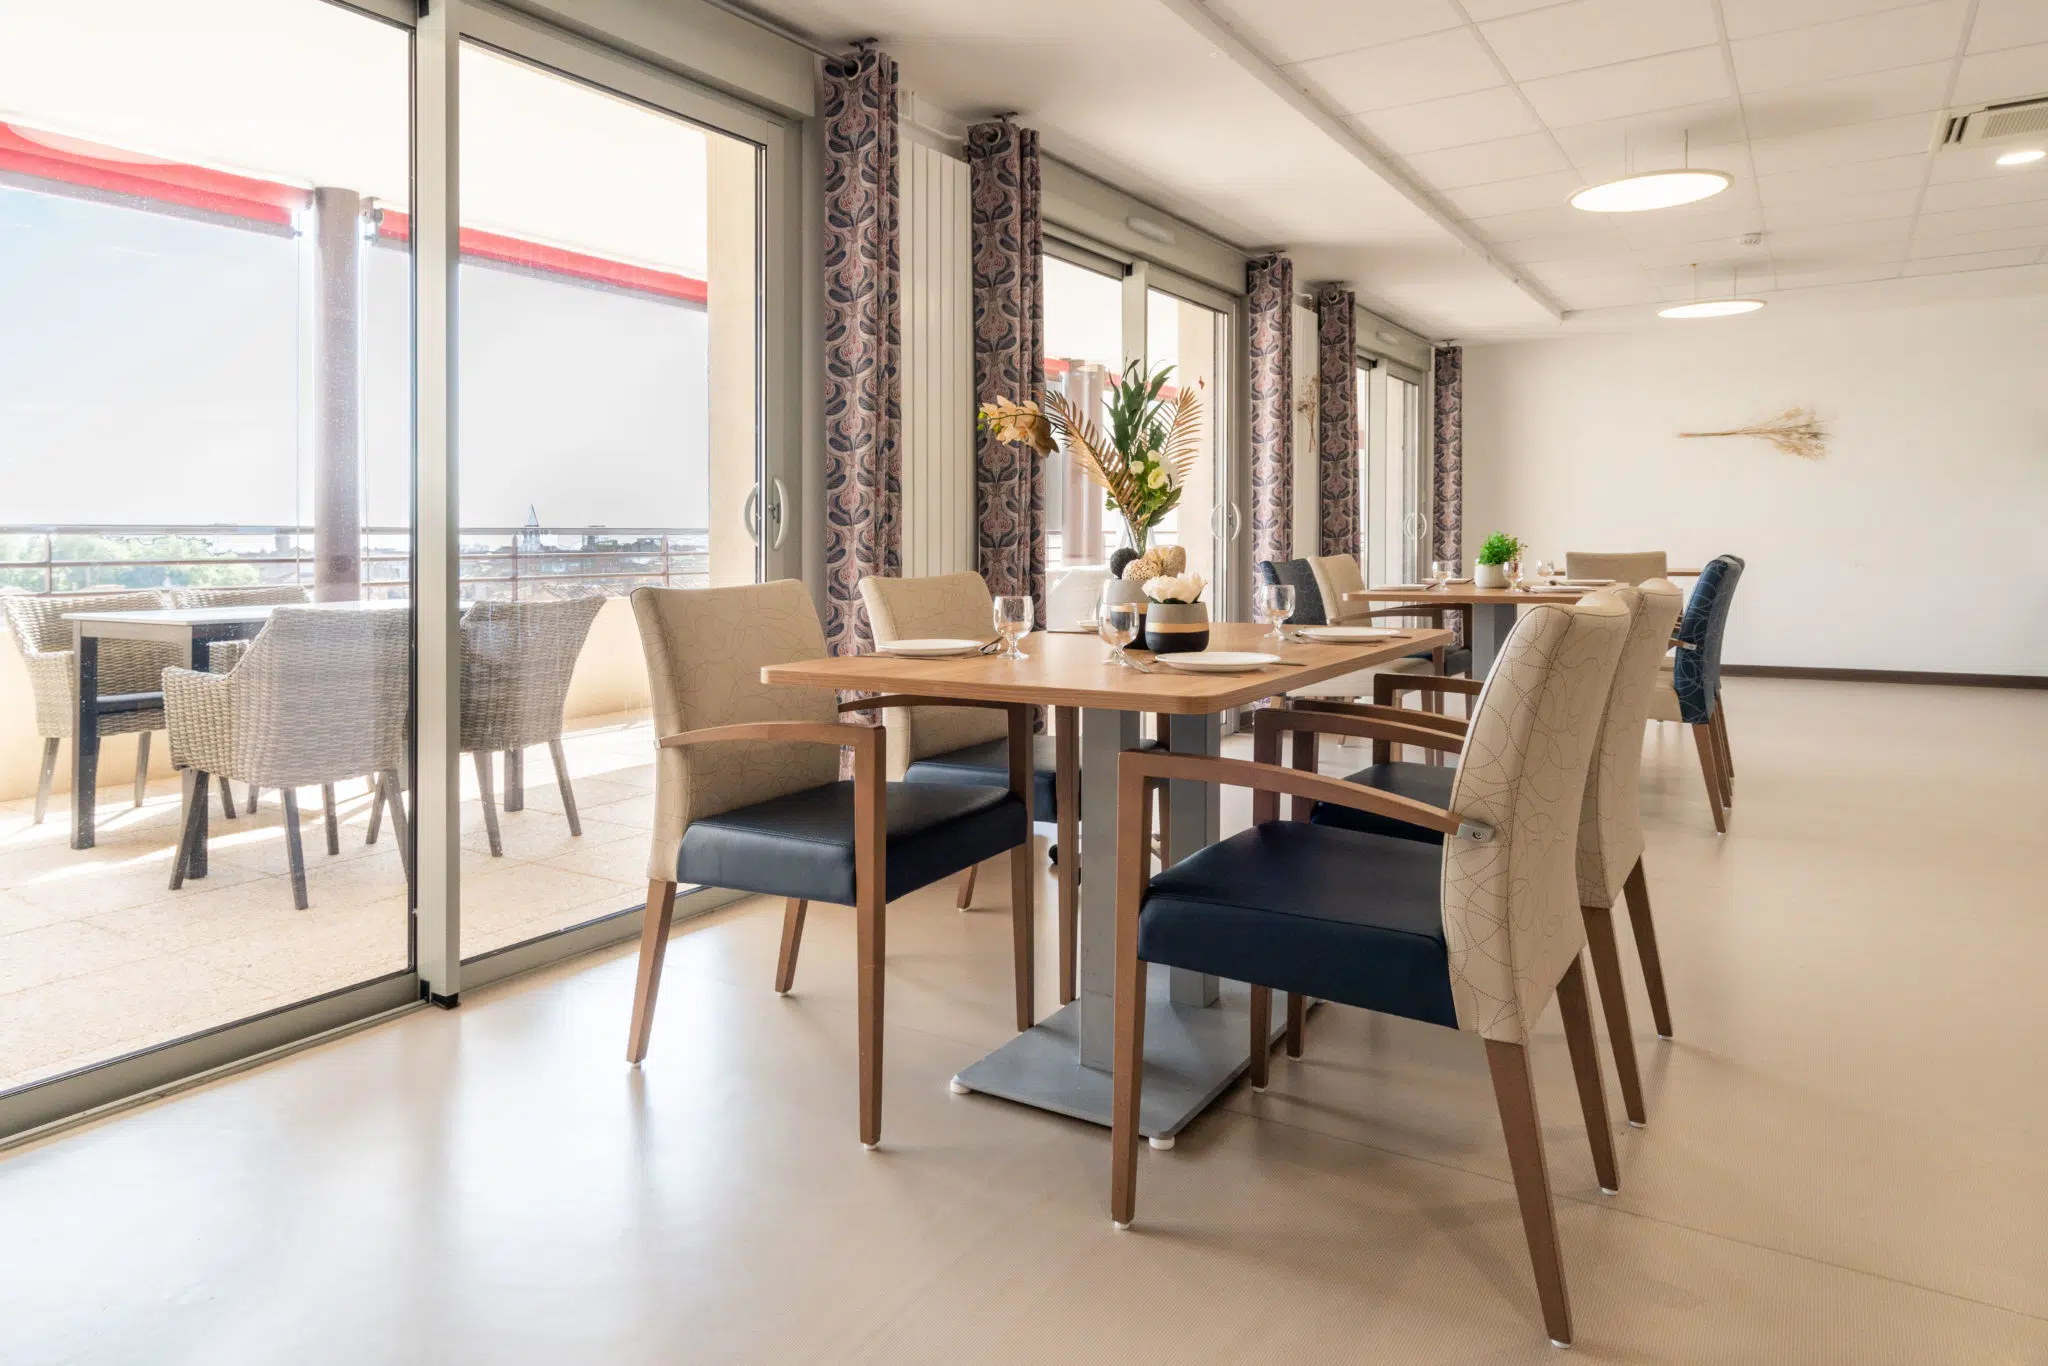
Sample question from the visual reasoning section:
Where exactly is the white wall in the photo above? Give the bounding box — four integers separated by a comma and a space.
1462, 293, 2048, 676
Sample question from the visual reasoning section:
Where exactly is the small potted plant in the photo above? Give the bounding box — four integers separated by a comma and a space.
1474, 531, 1521, 589
1141, 571, 1209, 654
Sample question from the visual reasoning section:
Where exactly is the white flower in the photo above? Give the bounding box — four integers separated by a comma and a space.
1147, 467, 1166, 489
1128, 458, 1146, 474
1143, 572, 1206, 605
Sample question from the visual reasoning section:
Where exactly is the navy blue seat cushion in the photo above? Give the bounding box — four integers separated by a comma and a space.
905, 734, 1058, 820
678, 781, 1026, 906
1308, 762, 1454, 845
1256, 559, 1327, 626
1137, 821, 1457, 1028
1404, 645, 1474, 676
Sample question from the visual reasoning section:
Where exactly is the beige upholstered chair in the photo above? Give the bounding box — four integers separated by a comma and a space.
163, 606, 411, 909
4, 590, 177, 823
1565, 551, 1666, 584
1293, 556, 1470, 745
626, 580, 1036, 1149
1110, 596, 1633, 1345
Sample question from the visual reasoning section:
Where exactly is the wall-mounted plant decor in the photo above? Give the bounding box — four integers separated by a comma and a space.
1679, 407, 1827, 460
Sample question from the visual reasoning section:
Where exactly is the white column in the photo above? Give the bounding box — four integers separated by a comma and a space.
311, 187, 364, 601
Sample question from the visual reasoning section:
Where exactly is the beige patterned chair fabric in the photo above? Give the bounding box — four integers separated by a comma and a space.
3, 590, 178, 739
631, 580, 841, 882
163, 605, 410, 788
1439, 594, 1631, 1043
1565, 551, 1667, 585
858, 573, 1006, 779
1576, 580, 1684, 907
459, 596, 605, 754
1307, 555, 1368, 623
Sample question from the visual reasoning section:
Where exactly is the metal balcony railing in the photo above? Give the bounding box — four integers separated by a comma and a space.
0, 525, 712, 599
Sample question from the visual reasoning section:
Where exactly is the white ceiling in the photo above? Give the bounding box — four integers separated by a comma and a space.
742, 0, 2048, 339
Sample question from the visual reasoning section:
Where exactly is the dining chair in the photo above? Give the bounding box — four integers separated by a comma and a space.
1649, 555, 1744, 832
171, 585, 314, 816
1308, 553, 1474, 681
163, 605, 412, 909
1289, 582, 1687, 1127
1565, 551, 1667, 584
626, 579, 1035, 1149
4, 590, 178, 823
1107, 595, 1632, 1346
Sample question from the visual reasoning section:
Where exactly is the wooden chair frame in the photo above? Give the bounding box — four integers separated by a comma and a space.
1107, 741, 1614, 1345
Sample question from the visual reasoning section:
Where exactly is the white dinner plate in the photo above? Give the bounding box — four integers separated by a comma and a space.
879, 638, 985, 658
1155, 651, 1283, 674
1297, 626, 1405, 641
1551, 577, 1613, 587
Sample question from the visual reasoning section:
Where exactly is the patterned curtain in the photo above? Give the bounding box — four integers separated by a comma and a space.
1247, 254, 1294, 566
966, 119, 1045, 626
1314, 285, 1359, 559
1431, 344, 1463, 566
820, 50, 902, 656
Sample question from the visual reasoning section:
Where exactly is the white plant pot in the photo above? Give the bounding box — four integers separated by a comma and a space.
1474, 562, 1508, 589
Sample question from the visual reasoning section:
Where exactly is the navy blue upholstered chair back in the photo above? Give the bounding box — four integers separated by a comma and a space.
1254, 559, 1327, 626
1672, 555, 1743, 723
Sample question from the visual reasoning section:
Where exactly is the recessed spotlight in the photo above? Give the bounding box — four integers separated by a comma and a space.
1996, 148, 2045, 166
1572, 169, 1732, 212
1659, 299, 1765, 318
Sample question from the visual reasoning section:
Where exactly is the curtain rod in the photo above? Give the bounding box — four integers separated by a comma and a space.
697, 0, 849, 61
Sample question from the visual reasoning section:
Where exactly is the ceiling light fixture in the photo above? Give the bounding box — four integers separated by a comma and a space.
1996, 148, 2045, 166
1571, 129, 1731, 212
1659, 262, 1765, 319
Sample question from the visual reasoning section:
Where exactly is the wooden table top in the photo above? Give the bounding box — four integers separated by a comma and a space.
1345, 584, 1590, 606
760, 621, 1453, 715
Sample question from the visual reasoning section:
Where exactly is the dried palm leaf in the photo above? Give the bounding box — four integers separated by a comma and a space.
1157, 382, 1205, 491
1680, 407, 1827, 460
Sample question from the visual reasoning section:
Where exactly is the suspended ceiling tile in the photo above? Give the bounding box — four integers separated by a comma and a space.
1757, 153, 1932, 204
1901, 246, 2041, 272
1288, 26, 1503, 115
1740, 62, 1955, 139
1441, 169, 1583, 218
1731, 2, 1972, 94
1914, 197, 2048, 235
1720, 0, 1934, 42
1460, 202, 1600, 242
1518, 45, 1733, 127
1765, 187, 1926, 224
1907, 222, 2048, 253
1746, 114, 1937, 175
1967, 0, 2048, 54
1479, 0, 1721, 83
1950, 42, 2048, 106
1402, 132, 1570, 189
1206, 0, 1462, 66
1348, 85, 1542, 155
1919, 170, 2048, 213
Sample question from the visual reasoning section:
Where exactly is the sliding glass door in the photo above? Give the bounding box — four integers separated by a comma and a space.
1360, 361, 1426, 587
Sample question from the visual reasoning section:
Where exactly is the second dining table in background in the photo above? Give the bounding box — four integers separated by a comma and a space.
1347, 569, 1704, 677
760, 620, 1453, 1143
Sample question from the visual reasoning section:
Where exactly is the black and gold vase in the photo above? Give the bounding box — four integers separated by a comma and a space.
1142, 601, 1210, 654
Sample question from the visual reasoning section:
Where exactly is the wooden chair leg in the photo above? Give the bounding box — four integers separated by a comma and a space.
34, 737, 58, 824
548, 737, 581, 837
1010, 839, 1036, 1032
134, 731, 151, 807
219, 773, 238, 820
169, 769, 209, 890
1557, 957, 1622, 1194
856, 883, 886, 1149
1711, 708, 1734, 806
774, 897, 808, 994
954, 863, 978, 910
1485, 1037, 1575, 1346
322, 783, 341, 855
1285, 990, 1306, 1058
280, 788, 309, 910
1580, 903, 1647, 1127
473, 750, 503, 857
1623, 857, 1673, 1039
1109, 956, 1150, 1229
1713, 691, 1733, 778
1692, 723, 1727, 833
626, 878, 678, 1063
1056, 705, 1079, 1006
1248, 984, 1271, 1091
380, 771, 413, 890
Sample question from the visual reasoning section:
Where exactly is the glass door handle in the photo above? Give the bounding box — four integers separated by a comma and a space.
1226, 503, 1242, 542
768, 478, 790, 551
743, 486, 762, 544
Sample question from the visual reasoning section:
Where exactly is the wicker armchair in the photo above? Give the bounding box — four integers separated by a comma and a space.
173, 586, 313, 815
164, 606, 411, 909
4, 590, 178, 823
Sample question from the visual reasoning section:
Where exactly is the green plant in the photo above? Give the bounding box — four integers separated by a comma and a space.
1476, 531, 1522, 566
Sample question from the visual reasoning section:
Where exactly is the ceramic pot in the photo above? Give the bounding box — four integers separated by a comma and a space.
1100, 576, 1149, 628
1142, 601, 1210, 654
1474, 562, 1508, 589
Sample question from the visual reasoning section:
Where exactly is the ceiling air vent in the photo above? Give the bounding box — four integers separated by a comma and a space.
1935, 96, 2048, 148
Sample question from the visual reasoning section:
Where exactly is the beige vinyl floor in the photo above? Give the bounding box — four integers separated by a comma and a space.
1, 677, 2045, 1364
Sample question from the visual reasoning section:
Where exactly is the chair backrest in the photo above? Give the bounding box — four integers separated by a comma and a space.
1565, 551, 1666, 585
631, 580, 840, 881
459, 594, 606, 752
1672, 554, 1744, 723
1440, 594, 1630, 1043
174, 585, 311, 609
3, 589, 167, 656
231, 606, 410, 787
1254, 559, 1327, 626
858, 572, 1006, 777
1307, 555, 1367, 624
1575, 580, 1684, 908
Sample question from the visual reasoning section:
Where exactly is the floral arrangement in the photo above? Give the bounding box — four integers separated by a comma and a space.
980, 361, 1203, 553
1119, 543, 1185, 587
1142, 571, 1206, 605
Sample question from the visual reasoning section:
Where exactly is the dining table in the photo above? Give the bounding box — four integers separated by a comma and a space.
62, 599, 408, 852
760, 619, 1453, 1143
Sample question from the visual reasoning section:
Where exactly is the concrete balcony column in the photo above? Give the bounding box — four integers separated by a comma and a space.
311, 186, 364, 601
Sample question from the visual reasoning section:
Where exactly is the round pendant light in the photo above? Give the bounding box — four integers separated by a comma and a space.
1572, 169, 1731, 212
1659, 262, 1765, 319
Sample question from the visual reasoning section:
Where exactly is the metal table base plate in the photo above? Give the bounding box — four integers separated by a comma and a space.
952, 967, 1303, 1140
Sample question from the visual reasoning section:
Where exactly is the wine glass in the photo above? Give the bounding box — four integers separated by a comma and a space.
1532, 557, 1556, 587
1431, 558, 1458, 589
1253, 581, 1296, 644
993, 595, 1033, 660
1099, 598, 1140, 669
1504, 557, 1526, 591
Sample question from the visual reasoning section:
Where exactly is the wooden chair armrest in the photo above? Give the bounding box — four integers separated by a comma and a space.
1255, 702, 1464, 752
1118, 749, 1491, 842
659, 720, 883, 755
1293, 698, 1469, 739
838, 694, 1020, 714
1670, 637, 1699, 650
1372, 673, 1484, 703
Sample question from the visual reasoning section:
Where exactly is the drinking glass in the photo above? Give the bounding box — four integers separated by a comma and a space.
1253, 581, 1295, 644
1098, 598, 1140, 669
1431, 559, 1458, 589
1532, 557, 1556, 586
993, 595, 1033, 660
1504, 558, 1525, 591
